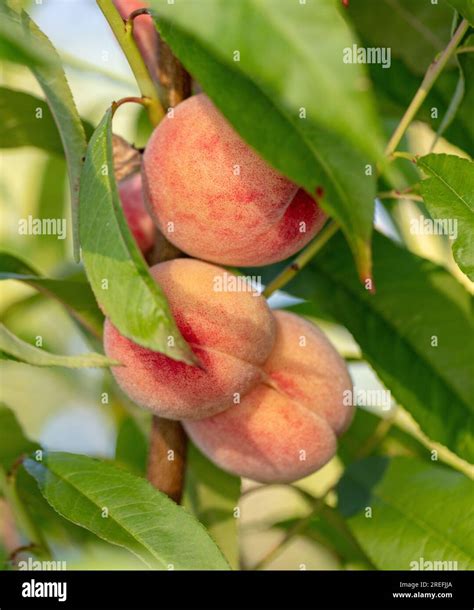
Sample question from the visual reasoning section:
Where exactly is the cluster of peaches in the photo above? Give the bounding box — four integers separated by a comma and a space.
105, 92, 354, 484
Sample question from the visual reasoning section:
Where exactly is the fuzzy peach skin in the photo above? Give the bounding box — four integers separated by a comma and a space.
142, 94, 326, 267
184, 311, 354, 483
113, 0, 159, 81
104, 259, 276, 420
118, 172, 156, 254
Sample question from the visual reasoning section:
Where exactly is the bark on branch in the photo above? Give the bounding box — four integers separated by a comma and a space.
146, 39, 191, 504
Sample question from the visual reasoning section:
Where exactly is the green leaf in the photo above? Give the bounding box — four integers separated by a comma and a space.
448, 0, 474, 25
0, 323, 116, 368
0, 87, 93, 155
24, 452, 230, 570
0, 251, 103, 337
0, 87, 62, 155
338, 456, 474, 570
0, 404, 38, 472
0, 5, 50, 68
79, 109, 195, 363
150, 0, 385, 279
0, 407, 93, 544
348, 3, 474, 156
367, 56, 474, 157
337, 408, 381, 465
269, 231, 474, 462
33, 155, 68, 264
450, 33, 474, 152
417, 154, 474, 281
438, 46, 474, 156
115, 417, 148, 476
19, 9, 89, 260
15, 464, 94, 544
184, 443, 241, 569
347, 0, 453, 76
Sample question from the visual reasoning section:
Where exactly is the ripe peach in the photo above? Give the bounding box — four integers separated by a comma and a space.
142, 94, 326, 267
118, 172, 155, 254
113, 0, 159, 82
104, 259, 276, 420
184, 311, 354, 483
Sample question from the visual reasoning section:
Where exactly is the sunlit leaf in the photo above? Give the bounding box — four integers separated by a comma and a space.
79, 109, 195, 363
0, 404, 38, 472
418, 153, 474, 281
0, 323, 116, 368
25, 452, 230, 570
0, 252, 103, 337
338, 457, 474, 570
19, 9, 89, 260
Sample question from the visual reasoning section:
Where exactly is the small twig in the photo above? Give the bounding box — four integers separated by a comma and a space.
96, 0, 164, 125
8, 543, 41, 563
384, 19, 469, 157
263, 220, 339, 298
125, 8, 151, 29
377, 190, 423, 202
456, 46, 474, 55
389, 151, 417, 162
111, 96, 152, 116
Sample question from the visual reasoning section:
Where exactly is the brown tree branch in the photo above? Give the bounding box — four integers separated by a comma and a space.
147, 417, 187, 503
156, 38, 192, 109
146, 39, 191, 504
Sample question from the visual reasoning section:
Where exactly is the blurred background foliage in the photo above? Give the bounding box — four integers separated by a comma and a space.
0, 0, 472, 570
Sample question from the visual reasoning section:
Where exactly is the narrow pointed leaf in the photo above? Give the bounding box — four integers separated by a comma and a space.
0, 404, 39, 472
0, 324, 116, 368
18, 9, 88, 260
0, 252, 103, 337
0, 86, 93, 155
79, 109, 195, 363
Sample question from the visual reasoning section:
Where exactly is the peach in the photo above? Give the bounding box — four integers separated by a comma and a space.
113, 0, 159, 82
184, 311, 354, 483
142, 94, 326, 267
104, 259, 276, 420
118, 172, 155, 254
